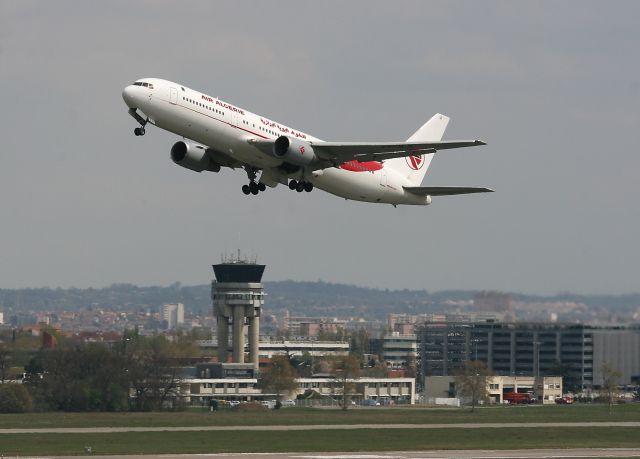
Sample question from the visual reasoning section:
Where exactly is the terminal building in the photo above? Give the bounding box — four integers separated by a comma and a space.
197, 339, 350, 360
418, 322, 640, 388
180, 362, 416, 405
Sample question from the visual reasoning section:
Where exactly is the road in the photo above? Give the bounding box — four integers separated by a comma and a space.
1, 422, 639, 434
25, 450, 640, 459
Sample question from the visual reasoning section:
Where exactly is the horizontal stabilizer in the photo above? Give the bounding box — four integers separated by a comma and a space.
404, 186, 494, 196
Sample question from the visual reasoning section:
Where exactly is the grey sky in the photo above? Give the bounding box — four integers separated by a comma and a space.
1, 1, 638, 294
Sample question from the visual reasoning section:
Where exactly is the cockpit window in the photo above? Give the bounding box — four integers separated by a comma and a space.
133, 82, 153, 89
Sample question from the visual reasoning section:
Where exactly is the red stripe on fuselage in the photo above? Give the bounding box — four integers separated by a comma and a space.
340, 160, 384, 172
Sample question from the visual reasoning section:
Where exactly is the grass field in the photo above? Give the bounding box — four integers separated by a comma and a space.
0, 427, 639, 455
0, 403, 639, 429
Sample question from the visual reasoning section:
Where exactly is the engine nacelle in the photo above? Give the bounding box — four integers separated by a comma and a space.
273, 136, 316, 166
170, 141, 220, 173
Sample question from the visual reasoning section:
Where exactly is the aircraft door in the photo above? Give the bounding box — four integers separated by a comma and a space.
379, 170, 388, 188
170, 87, 178, 104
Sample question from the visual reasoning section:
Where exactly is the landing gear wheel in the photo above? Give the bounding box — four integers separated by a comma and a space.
304, 182, 314, 192
242, 185, 250, 195
249, 182, 259, 195
296, 182, 305, 192
134, 127, 145, 136
258, 182, 266, 192
289, 180, 298, 190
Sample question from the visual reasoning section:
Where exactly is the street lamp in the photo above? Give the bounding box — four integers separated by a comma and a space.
471, 338, 480, 361
533, 340, 542, 403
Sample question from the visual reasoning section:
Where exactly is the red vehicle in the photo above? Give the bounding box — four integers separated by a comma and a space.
503, 392, 534, 404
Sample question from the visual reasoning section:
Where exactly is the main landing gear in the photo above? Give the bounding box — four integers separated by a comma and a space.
242, 167, 267, 195
289, 180, 313, 193
242, 181, 266, 195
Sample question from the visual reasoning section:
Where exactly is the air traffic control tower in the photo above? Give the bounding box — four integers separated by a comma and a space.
212, 254, 265, 370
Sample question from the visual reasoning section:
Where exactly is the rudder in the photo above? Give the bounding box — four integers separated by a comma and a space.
386, 113, 450, 185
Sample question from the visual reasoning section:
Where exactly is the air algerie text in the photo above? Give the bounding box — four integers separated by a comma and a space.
201, 95, 245, 115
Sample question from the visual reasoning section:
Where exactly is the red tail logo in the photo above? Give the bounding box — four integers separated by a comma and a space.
406, 155, 424, 170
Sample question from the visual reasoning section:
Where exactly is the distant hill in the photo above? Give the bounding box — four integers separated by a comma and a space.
1, 281, 639, 319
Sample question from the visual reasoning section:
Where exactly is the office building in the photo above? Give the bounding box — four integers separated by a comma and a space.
161, 303, 184, 329
418, 322, 640, 388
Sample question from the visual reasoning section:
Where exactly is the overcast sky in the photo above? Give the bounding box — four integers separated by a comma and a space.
1, 1, 638, 295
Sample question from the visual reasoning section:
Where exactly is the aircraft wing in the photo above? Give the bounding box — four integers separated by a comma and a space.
404, 186, 494, 196
248, 139, 485, 166
312, 139, 486, 163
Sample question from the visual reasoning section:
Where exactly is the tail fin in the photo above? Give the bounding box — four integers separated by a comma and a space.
386, 113, 450, 185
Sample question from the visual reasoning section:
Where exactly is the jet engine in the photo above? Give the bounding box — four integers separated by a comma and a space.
273, 136, 316, 166
170, 141, 221, 173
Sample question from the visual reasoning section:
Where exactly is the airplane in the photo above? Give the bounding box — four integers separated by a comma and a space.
122, 78, 492, 206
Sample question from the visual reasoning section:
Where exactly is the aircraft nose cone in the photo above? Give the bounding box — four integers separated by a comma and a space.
122, 85, 137, 107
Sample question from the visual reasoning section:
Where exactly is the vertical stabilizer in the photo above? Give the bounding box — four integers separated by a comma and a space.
386, 113, 450, 185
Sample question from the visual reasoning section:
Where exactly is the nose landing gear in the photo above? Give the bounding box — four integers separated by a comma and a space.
128, 108, 148, 136
289, 180, 313, 193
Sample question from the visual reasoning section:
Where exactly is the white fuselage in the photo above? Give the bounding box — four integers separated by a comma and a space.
122, 78, 429, 205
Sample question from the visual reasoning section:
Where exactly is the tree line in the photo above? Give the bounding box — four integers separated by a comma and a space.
0, 331, 197, 412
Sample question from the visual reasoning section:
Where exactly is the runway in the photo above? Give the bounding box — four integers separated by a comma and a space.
1, 422, 640, 434
30, 449, 640, 459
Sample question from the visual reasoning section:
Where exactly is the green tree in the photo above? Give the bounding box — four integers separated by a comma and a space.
454, 360, 492, 412
363, 355, 388, 378
331, 354, 361, 410
120, 334, 184, 411
0, 343, 12, 383
24, 343, 129, 411
290, 351, 313, 377
405, 353, 417, 378
0, 383, 33, 413
260, 355, 298, 408
601, 362, 622, 415
349, 328, 370, 356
